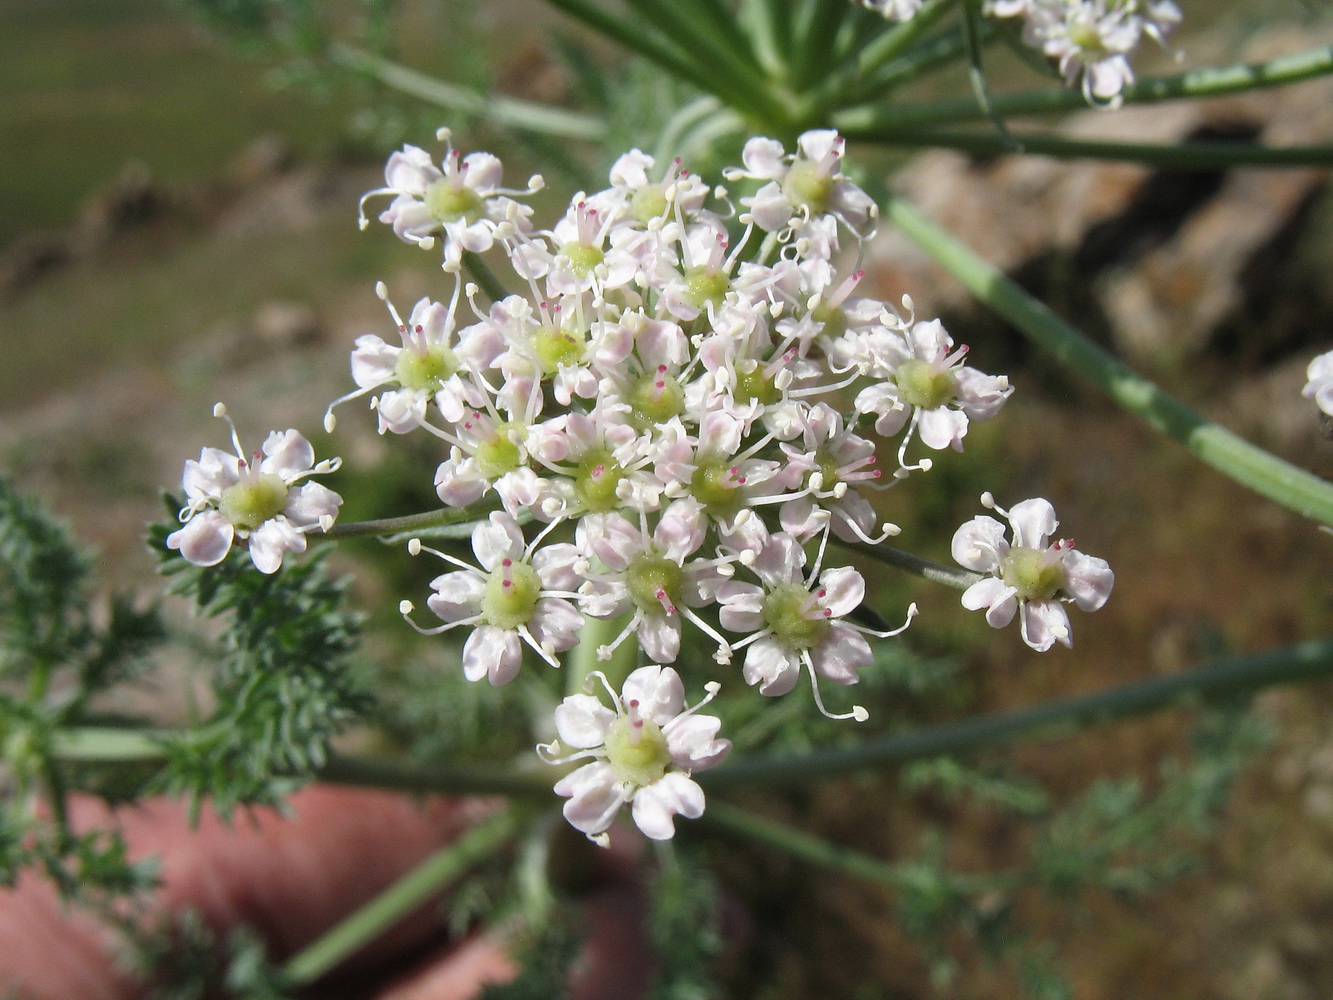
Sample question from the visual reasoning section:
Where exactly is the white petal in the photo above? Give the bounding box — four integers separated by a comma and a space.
742, 638, 801, 696
1008, 498, 1058, 549
167, 511, 234, 567
1020, 600, 1071, 652
462, 626, 522, 685
248, 516, 305, 574
259, 429, 315, 480
555, 762, 625, 837
622, 665, 684, 724
951, 515, 1008, 572
472, 512, 524, 571
631, 773, 704, 840
1062, 551, 1114, 612
554, 694, 616, 749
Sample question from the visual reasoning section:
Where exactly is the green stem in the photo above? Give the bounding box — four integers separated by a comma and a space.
280, 809, 522, 987
701, 637, 1333, 788
542, 0, 779, 122
462, 251, 510, 303
701, 799, 914, 888
47, 731, 552, 797
834, 44, 1333, 132
882, 194, 1333, 527
702, 800, 1016, 893
843, 541, 981, 590
325, 43, 604, 140
797, 0, 959, 122
853, 128, 1333, 168
319, 752, 551, 798
325, 499, 502, 540
852, 22, 974, 99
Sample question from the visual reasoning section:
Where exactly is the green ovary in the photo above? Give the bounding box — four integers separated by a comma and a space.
533, 324, 586, 375
810, 302, 847, 341
734, 361, 781, 406
682, 266, 729, 309
895, 359, 958, 410
219, 474, 288, 531
630, 185, 668, 225
781, 160, 833, 216
394, 346, 458, 392
481, 560, 542, 630
626, 553, 683, 615
560, 241, 605, 277
763, 583, 829, 650
605, 716, 671, 787
474, 423, 523, 478
574, 450, 626, 513
689, 459, 743, 518
628, 373, 685, 427
424, 180, 483, 224
1000, 548, 1065, 602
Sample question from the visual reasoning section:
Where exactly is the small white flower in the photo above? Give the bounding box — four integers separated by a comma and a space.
540, 665, 730, 844
1303, 348, 1333, 419
167, 405, 342, 574
405, 513, 583, 685
952, 494, 1113, 651
863, 0, 925, 21
358, 128, 541, 268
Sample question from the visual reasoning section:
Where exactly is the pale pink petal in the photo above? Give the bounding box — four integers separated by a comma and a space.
462, 627, 522, 685
553, 694, 616, 749
1008, 498, 1057, 549
631, 773, 704, 840
742, 638, 801, 696
167, 512, 234, 567
951, 515, 1008, 573
1062, 551, 1114, 612
622, 665, 684, 724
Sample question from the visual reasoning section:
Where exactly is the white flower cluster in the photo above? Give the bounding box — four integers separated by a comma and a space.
987, 0, 1181, 104
863, 0, 1182, 105
168, 126, 1114, 842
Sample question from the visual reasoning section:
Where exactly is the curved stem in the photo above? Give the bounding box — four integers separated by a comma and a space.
325, 43, 605, 140
281, 808, 522, 987
834, 44, 1333, 132
882, 194, 1333, 527
842, 540, 981, 590
701, 637, 1333, 789
325, 499, 502, 540
852, 128, 1333, 168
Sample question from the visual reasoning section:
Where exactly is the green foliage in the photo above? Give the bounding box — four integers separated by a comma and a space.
121, 909, 294, 1000
0, 477, 164, 899
150, 503, 371, 813
478, 917, 581, 1000
645, 844, 726, 1000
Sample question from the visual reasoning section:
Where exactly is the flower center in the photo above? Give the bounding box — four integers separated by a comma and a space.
627, 367, 685, 427
604, 713, 671, 787
629, 185, 669, 225
474, 422, 523, 478
895, 358, 958, 410
533, 323, 586, 375
393, 345, 459, 393
689, 458, 745, 519
626, 553, 683, 616
781, 160, 834, 216
762, 582, 831, 649
219, 473, 288, 532
682, 265, 730, 310
423, 180, 484, 225
481, 557, 542, 630
574, 449, 626, 513
999, 547, 1065, 602
733, 360, 781, 406
810, 301, 847, 341
559, 241, 605, 278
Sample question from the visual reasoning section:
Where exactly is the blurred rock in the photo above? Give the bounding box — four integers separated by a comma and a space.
869, 33, 1333, 374
253, 300, 323, 348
